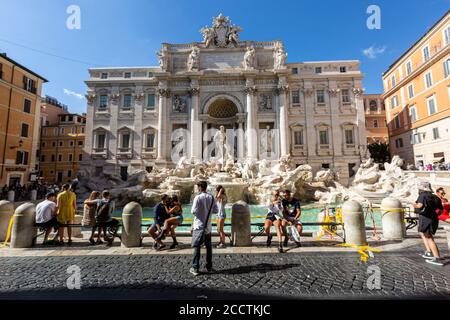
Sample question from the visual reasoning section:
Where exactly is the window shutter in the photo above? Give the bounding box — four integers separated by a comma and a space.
23, 75, 27, 89
16, 151, 21, 164
24, 152, 29, 165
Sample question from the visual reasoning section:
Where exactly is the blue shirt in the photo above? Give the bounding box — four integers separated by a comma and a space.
154, 202, 169, 225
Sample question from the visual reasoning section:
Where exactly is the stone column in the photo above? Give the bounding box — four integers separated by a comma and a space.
156, 87, 170, 163
353, 88, 367, 159
328, 84, 342, 157
133, 89, 144, 161
237, 119, 245, 160
245, 85, 258, 160
303, 87, 316, 159
277, 83, 289, 157
189, 87, 202, 162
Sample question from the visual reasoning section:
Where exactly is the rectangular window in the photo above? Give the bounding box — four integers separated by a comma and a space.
339, 66, 347, 73
122, 134, 130, 149
391, 75, 396, 87
444, 59, 450, 78
315, 67, 322, 74
97, 134, 106, 149
341, 89, 350, 103
345, 128, 355, 144
292, 90, 300, 104
410, 105, 417, 123
146, 132, 155, 149
407, 84, 414, 99
395, 138, 404, 148
394, 115, 400, 129
41, 155, 45, 162
101, 73, 108, 79
445, 25, 450, 45
23, 76, 36, 93
78, 141, 83, 146
391, 96, 398, 108
123, 94, 132, 108
67, 170, 72, 178
406, 61, 412, 75
23, 99, 31, 113
16, 151, 29, 165
373, 120, 378, 128
319, 130, 329, 145
291, 68, 298, 74
68, 154, 73, 162
427, 96, 436, 115
69, 140, 74, 146
95, 166, 103, 177
59, 141, 63, 147
293, 131, 303, 145
99, 95, 108, 108
21, 123, 29, 137
124, 72, 131, 78
425, 72, 433, 88
58, 154, 62, 162
78, 153, 83, 161
423, 46, 430, 61
59, 127, 64, 135
147, 94, 155, 109
433, 128, 440, 140
51, 154, 55, 162
316, 90, 325, 104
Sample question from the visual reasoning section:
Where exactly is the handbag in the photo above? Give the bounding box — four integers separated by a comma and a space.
191, 194, 214, 248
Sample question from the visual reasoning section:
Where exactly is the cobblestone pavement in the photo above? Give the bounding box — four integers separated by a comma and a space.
1, 252, 450, 300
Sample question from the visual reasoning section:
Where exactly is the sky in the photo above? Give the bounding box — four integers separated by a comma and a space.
0, 0, 448, 115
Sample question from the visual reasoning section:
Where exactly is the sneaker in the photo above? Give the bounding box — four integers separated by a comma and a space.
189, 268, 199, 276
266, 235, 272, 247
283, 238, 289, 247
278, 245, 284, 253
426, 258, 445, 266
295, 241, 302, 248
152, 242, 158, 250
216, 243, 226, 249
421, 251, 434, 260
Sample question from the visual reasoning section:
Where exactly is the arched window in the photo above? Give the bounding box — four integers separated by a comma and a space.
369, 100, 378, 112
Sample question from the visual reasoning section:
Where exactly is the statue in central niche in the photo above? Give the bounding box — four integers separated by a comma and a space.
213, 125, 233, 170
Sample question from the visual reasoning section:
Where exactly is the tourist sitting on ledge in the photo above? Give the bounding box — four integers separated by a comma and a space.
35, 192, 59, 245
148, 194, 170, 250
156, 195, 183, 249
264, 190, 285, 253
281, 189, 302, 248
436, 187, 450, 224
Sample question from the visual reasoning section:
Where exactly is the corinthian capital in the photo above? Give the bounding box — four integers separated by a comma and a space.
352, 87, 364, 97
189, 87, 200, 96
244, 86, 258, 96
133, 92, 145, 101
327, 88, 340, 96
157, 88, 171, 98
85, 92, 96, 104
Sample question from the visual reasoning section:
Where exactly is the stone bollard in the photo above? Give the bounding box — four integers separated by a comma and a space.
342, 200, 367, 246
30, 189, 37, 201
381, 197, 405, 241
121, 202, 142, 247
231, 201, 252, 246
10, 202, 37, 248
7, 190, 14, 202
0, 200, 14, 242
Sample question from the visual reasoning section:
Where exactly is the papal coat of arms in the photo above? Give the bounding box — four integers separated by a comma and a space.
200, 14, 242, 48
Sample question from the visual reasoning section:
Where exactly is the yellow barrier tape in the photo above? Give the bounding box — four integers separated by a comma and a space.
0, 216, 14, 248
336, 243, 381, 262
380, 208, 405, 213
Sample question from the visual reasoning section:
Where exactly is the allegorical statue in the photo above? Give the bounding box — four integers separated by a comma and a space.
156, 49, 168, 71
260, 125, 274, 157
244, 46, 256, 70
187, 45, 200, 71
213, 125, 232, 170
273, 42, 287, 69
173, 95, 186, 113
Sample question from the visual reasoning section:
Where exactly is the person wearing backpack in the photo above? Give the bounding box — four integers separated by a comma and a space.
86, 190, 117, 245
190, 181, 218, 276
414, 182, 444, 266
